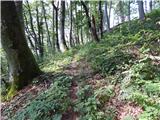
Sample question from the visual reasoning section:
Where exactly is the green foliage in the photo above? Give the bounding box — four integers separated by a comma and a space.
11, 75, 72, 120
2, 7, 160, 120
120, 58, 160, 119
94, 85, 115, 104
41, 49, 77, 72
139, 106, 160, 120
146, 9, 160, 21
75, 84, 116, 120
112, 9, 160, 35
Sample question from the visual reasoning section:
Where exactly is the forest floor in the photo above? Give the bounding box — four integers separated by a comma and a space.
1, 10, 160, 119
1, 58, 143, 120
61, 59, 143, 120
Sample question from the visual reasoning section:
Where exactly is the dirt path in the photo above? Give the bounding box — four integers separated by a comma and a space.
61, 59, 93, 120
61, 80, 78, 120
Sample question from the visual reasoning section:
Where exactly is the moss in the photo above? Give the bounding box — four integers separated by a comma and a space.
7, 85, 17, 100
6, 75, 19, 100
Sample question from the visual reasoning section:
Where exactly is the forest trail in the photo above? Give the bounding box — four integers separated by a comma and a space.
61, 59, 93, 120
61, 58, 143, 120
1, 58, 143, 120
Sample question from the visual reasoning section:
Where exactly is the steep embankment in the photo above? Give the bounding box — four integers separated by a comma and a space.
1, 9, 160, 120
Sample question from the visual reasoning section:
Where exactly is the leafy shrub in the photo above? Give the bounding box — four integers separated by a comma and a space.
146, 9, 160, 21
75, 84, 116, 120
12, 75, 72, 120
94, 85, 115, 104
120, 57, 160, 120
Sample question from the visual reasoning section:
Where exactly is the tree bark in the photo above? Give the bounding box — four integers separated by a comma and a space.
98, 1, 103, 38
15, 1, 24, 30
75, 2, 80, 45
81, 1, 100, 42
104, 1, 110, 31
80, 4, 84, 44
52, 2, 60, 52
36, 2, 44, 58
1, 1, 42, 97
138, 1, 145, 20
69, 1, 74, 47
108, 1, 112, 21
127, 0, 131, 21
41, 1, 52, 49
26, 1, 39, 57
24, 13, 37, 55
149, 0, 153, 11
59, 1, 68, 52
119, 1, 125, 23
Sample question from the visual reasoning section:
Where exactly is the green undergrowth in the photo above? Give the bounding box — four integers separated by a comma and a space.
40, 9, 160, 119
72, 9, 160, 119
75, 81, 116, 120
2, 9, 160, 120
120, 58, 160, 120
4, 74, 72, 120
40, 49, 77, 72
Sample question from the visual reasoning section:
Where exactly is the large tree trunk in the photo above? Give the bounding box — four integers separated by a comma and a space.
98, 1, 103, 38
81, 1, 100, 42
52, 2, 60, 52
138, 1, 145, 20
1, 1, 42, 97
15, 1, 24, 30
59, 1, 68, 52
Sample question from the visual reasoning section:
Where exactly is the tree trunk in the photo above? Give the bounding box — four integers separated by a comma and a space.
15, 1, 24, 30
26, 1, 39, 58
41, 1, 52, 50
36, 3, 43, 58
149, 0, 153, 11
98, 1, 103, 38
108, 1, 112, 21
52, 1, 55, 50
104, 1, 110, 31
1, 1, 42, 97
138, 1, 145, 20
80, 4, 84, 44
24, 13, 37, 55
75, 2, 80, 45
81, 1, 100, 42
127, 0, 131, 21
144, 0, 148, 13
119, 1, 125, 23
69, 1, 74, 47
52, 2, 60, 52
59, 1, 68, 52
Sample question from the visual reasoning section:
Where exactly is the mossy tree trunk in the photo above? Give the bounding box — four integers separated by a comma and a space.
1, 1, 42, 97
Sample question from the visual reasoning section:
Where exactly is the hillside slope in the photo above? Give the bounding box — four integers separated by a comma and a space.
1, 9, 160, 120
